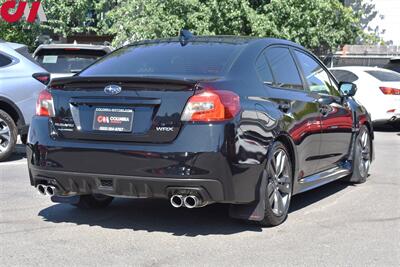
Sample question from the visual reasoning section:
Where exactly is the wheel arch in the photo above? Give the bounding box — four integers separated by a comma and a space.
0, 97, 25, 129
275, 133, 298, 180
362, 120, 374, 162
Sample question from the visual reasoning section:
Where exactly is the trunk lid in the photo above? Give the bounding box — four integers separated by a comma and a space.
49, 76, 198, 143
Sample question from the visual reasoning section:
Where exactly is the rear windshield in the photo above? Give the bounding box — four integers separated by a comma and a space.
79, 42, 243, 78
365, 70, 400, 82
35, 49, 107, 73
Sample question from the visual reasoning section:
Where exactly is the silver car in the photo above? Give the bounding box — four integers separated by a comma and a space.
33, 43, 113, 79
0, 40, 49, 161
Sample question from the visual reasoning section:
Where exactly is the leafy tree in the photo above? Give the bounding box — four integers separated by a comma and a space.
204, 0, 255, 35
250, 0, 363, 54
0, 0, 381, 54
345, 0, 385, 44
40, 0, 102, 37
103, 0, 370, 54
103, 0, 213, 46
0, 0, 41, 50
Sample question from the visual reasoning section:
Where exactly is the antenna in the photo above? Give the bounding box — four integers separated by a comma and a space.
179, 29, 193, 46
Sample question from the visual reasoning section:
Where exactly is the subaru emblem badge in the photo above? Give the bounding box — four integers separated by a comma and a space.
104, 85, 122, 95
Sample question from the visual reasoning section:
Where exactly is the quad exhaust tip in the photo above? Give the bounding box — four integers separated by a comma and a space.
183, 195, 200, 209
46, 186, 56, 196
170, 194, 206, 209
37, 184, 46, 196
170, 195, 184, 208
36, 184, 57, 196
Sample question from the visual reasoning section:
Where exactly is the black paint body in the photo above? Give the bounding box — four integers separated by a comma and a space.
27, 37, 374, 206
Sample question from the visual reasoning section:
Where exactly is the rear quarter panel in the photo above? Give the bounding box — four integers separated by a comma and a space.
0, 57, 47, 125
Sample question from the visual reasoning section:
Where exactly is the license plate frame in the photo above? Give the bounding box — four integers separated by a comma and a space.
93, 107, 134, 133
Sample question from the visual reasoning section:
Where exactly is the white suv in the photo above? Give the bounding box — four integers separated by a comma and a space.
0, 41, 49, 161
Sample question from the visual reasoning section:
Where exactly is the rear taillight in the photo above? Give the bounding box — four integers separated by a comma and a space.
36, 90, 55, 117
379, 87, 400, 95
181, 89, 240, 122
33, 73, 50, 85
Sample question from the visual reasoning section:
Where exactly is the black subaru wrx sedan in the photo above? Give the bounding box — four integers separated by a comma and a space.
28, 35, 374, 226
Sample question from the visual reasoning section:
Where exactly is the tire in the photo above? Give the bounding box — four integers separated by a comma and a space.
73, 194, 113, 209
258, 141, 293, 226
345, 125, 371, 184
0, 110, 18, 162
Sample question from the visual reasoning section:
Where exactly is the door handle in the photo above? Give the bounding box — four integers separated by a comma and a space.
278, 102, 291, 113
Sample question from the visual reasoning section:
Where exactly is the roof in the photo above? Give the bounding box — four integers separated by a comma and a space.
128, 36, 260, 47
0, 41, 27, 51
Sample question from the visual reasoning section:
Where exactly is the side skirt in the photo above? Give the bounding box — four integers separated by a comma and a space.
293, 163, 352, 195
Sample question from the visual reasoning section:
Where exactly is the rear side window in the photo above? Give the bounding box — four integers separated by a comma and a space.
35, 49, 107, 74
330, 70, 359, 83
264, 47, 303, 90
0, 54, 12, 67
80, 42, 243, 78
365, 70, 400, 82
255, 53, 274, 85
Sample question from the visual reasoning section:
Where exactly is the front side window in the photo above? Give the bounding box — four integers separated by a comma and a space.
265, 47, 303, 90
295, 50, 339, 96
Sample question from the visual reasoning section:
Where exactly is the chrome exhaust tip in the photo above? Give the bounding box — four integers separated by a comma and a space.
45, 186, 57, 196
183, 195, 200, 209
36, 184, 46, 196
170, 195, 184, 208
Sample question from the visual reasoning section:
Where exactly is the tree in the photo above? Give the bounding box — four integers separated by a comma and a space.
102, 0, 213, 46
0, 0, 379, 54
40, 0, 103, 37
103, 0, 369, 54
0, 0, 41, 50
250, 0, 363, 54
345, 0, 385, 44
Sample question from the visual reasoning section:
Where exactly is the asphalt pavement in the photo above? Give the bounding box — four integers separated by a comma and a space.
0, 130, 399, 266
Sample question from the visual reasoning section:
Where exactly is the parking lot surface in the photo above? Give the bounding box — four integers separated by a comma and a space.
1, 131, 399, 266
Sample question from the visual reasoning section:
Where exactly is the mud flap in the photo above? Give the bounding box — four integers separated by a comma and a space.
51, 195, 81, 204
229, 170, 267, 221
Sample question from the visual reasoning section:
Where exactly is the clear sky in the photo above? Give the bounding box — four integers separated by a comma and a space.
368, 0, 400, 45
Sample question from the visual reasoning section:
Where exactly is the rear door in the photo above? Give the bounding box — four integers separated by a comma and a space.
293, 50, 353, 171
260, 46, 323, 177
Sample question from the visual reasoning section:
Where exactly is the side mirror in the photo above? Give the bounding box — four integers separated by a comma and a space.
339, 82, 357, 97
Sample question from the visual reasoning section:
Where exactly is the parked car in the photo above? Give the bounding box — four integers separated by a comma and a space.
0, 40, 49, 161
385, 57, 400, 73
33, 43, 113, 79
330, 66, 400, 127
27, 34, 374, 226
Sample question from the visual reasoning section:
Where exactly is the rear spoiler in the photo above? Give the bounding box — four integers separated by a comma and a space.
49, 76, 198, 87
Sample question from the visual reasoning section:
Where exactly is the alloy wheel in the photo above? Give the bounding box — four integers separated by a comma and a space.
358, 131, 371, 178
266, 149, 292, 216
0, 118, 11, 154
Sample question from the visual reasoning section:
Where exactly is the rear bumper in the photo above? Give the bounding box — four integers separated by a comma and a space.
373, 116, 400, 126
27, 117, 266, 204
29, 167, 224, 202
